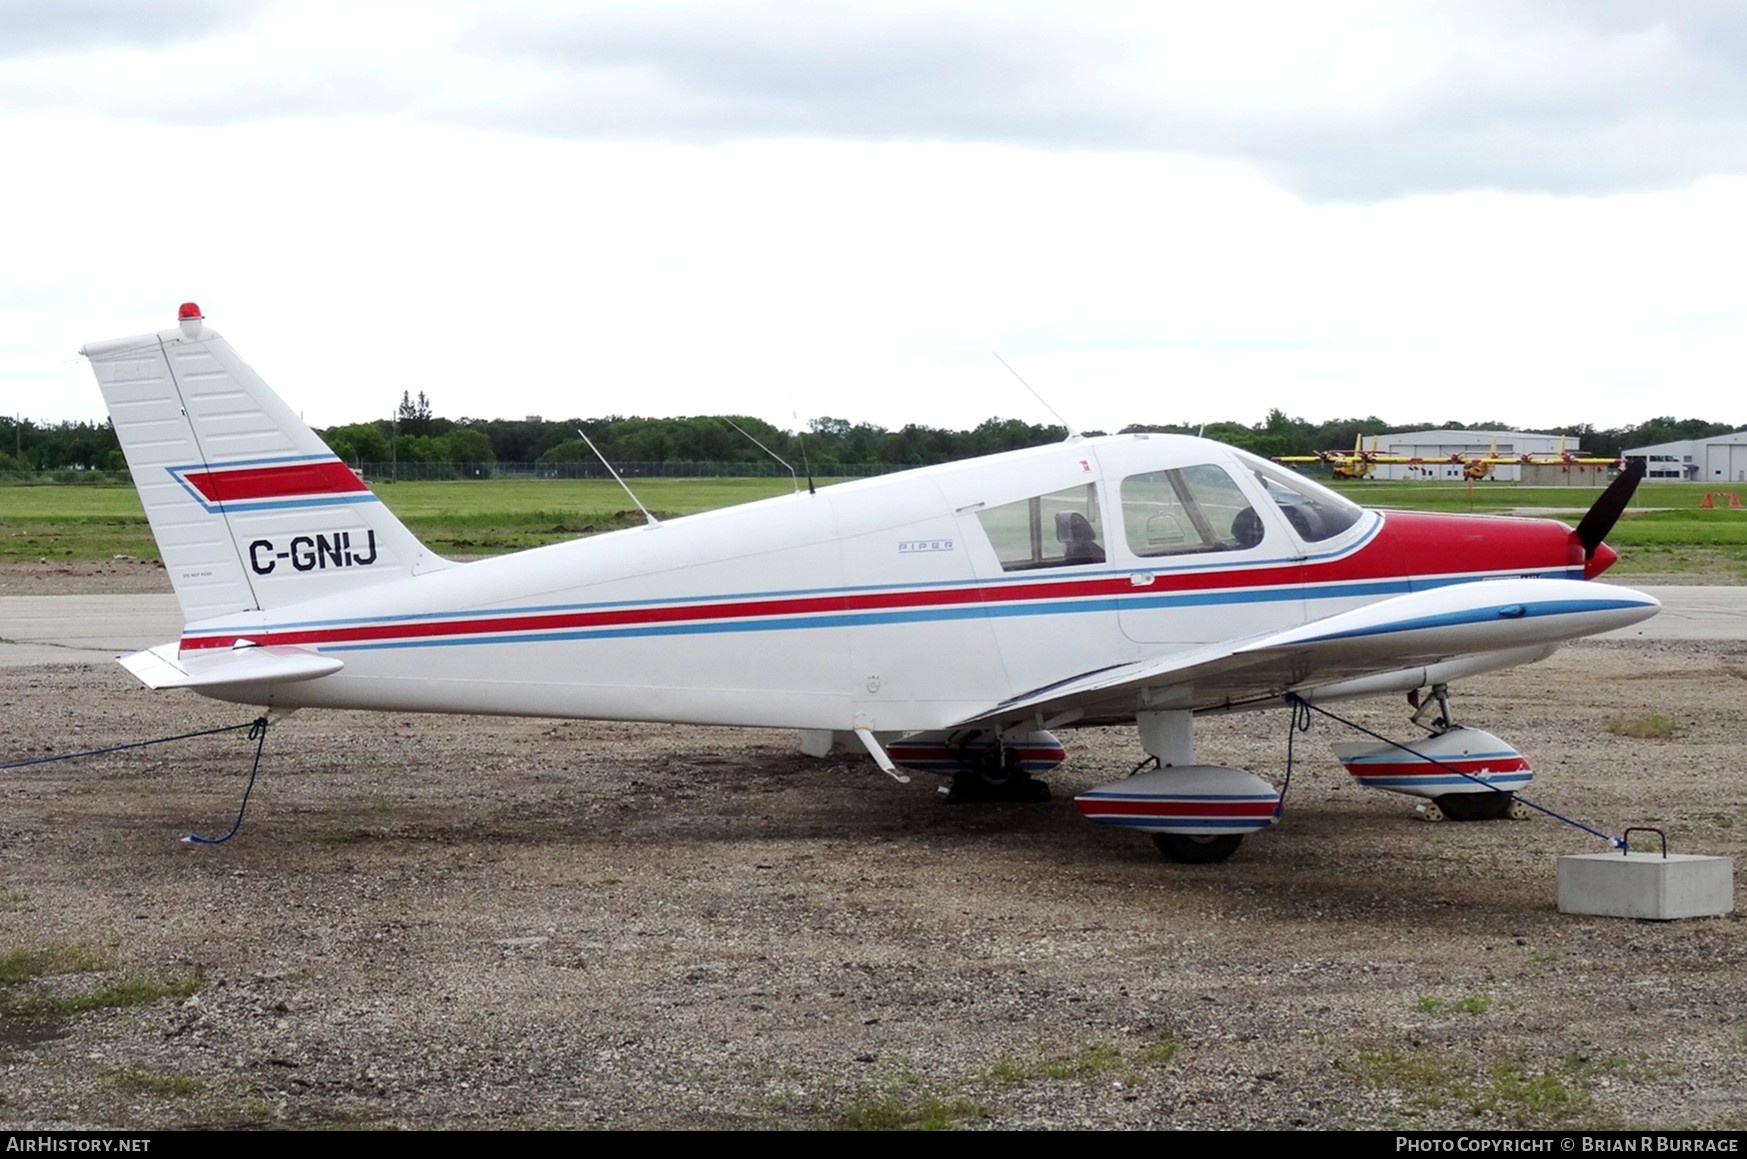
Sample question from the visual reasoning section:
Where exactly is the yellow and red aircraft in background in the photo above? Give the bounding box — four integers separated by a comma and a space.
1275, 435, 1623, 481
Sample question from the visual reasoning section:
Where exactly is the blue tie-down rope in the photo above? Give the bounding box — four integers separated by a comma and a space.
2, 715, 271, 845
1283, 693, 1625, 850
1276, 695, 1315, 818
183, 717, 271, 845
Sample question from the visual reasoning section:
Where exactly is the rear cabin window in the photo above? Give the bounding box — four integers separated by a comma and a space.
1120, 464, 1257, 556
975, 484, 1105, 570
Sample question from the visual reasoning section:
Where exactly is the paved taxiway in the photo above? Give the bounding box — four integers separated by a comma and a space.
0, 585, 1738, 671
0, 594, 184, 668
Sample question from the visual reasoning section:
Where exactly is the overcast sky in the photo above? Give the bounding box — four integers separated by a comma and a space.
6, 0, 1744, 435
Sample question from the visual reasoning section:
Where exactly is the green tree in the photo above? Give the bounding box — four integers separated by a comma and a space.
324, 422, 391, 464
396, 390, 434, 437
446, 427, 495, 469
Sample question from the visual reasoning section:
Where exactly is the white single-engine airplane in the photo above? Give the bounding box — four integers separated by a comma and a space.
83, 305, 1659, 862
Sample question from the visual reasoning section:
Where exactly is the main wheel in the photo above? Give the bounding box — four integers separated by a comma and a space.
1433, 792, 1516, 822
941, 770, 1052, 804
1151, 832, 1244, 864
939, 741, 1051, 803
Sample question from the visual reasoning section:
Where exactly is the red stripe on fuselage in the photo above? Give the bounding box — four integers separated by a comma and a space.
184, 460, 368, 503
178, 508, 1580, 652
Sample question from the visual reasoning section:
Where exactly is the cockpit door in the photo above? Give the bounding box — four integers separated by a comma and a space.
1106, 447, 1307, 645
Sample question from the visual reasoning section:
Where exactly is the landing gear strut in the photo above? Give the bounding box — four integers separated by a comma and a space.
1407, 683, 1454, 732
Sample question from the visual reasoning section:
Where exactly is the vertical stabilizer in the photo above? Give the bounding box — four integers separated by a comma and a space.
82, 304, 450, 622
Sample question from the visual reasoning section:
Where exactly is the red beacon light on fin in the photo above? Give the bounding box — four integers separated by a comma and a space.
177, 302, 205, 339
178, 302, 203, 320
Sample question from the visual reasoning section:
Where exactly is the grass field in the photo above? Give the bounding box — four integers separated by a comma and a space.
3, 475, 1744, 578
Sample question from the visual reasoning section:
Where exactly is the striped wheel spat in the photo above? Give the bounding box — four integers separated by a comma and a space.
1075, 766, 1281, 835
887, 731, 1066, 775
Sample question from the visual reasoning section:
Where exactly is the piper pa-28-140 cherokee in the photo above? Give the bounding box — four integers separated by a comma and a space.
82, 305, 1658, 863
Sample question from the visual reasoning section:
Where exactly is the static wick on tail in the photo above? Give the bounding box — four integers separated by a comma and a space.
992, 352, 1080, 441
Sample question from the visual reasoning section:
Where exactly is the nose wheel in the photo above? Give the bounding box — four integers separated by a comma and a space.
1426, 792, 1526, 822
939, 767, 1052, 803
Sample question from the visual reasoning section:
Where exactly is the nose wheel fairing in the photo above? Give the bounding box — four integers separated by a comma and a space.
1332, 725, 1532, 819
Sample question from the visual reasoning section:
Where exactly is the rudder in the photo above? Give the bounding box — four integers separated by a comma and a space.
83, 304, 450, 622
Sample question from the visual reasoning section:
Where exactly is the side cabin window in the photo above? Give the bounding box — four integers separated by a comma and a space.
976, 484, 1105, 570
1121, 464, 1258, 556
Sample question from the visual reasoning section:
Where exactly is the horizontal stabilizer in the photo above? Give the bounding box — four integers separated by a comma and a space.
120, 642, 344, 691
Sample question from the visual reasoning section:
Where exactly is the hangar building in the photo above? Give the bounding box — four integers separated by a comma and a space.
1623, 431, 1747, 483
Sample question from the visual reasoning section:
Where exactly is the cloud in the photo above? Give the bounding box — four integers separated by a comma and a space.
0, 0, 267, 57
451, 2, 1118, 141
7, 1, 1747, 200
451, 1, 1747, 200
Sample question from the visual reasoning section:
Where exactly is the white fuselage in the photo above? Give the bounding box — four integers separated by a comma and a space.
170, 433, 1579, 732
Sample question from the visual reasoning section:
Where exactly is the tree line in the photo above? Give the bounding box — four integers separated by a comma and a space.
2, 409, 1737, 477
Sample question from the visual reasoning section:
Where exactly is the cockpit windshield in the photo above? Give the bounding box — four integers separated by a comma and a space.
1234, 451, 1366, 543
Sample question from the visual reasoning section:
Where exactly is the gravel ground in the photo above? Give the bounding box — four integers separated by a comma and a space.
1, 565, 1743, 1130
0, 559, 171, 597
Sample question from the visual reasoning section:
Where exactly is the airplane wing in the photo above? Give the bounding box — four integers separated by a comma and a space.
949, 578, 1658, 730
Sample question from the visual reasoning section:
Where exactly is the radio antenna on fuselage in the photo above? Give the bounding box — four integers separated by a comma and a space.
790, 409, 817, 495
718, 415, 802, 495
576, 427, 659, 527
992, 352, 1080, 441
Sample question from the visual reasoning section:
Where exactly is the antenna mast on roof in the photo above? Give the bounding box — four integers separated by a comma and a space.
719, 415, 804, 495
790, 410, 817, 495
576, 427, 658, 526
992, 352, 1080, 441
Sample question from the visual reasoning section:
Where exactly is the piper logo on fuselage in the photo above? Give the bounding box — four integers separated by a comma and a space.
249, 531, 378, 575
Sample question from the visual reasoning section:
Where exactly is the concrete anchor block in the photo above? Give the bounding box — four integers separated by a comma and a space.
1557, 851, 1734, 920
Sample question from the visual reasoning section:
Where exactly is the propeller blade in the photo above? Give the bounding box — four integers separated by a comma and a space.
1573, 458, 1644, 559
